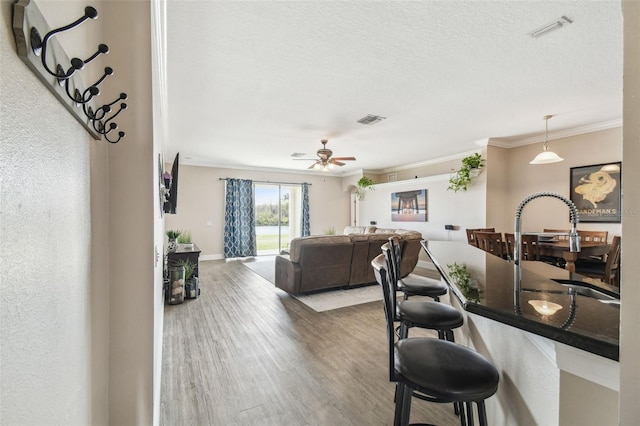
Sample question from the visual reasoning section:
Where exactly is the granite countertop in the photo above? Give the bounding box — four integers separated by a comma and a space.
422, 241, 620, 361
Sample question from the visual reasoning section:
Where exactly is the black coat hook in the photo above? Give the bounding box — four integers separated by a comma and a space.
30, 6, 99, 80
66, 67, 113, 104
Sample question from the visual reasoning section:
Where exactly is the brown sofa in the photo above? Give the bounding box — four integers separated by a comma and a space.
274, 227, 423, 294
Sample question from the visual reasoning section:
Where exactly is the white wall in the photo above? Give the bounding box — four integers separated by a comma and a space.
102, 1, 157, 424
165, 165, 351, 258
619, 1, 640, 422
0, 1, 109, 424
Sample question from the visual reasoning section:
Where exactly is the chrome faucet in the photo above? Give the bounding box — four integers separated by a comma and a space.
514, 192, 580, 267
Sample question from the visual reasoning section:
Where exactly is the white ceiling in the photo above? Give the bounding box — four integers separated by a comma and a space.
164, 0, 622, 175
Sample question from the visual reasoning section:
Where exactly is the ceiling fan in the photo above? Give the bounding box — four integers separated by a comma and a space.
295, 139, 356, 170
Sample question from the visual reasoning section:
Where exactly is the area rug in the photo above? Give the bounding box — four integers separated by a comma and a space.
241, 256, 442, 313
241, 256, 276, 283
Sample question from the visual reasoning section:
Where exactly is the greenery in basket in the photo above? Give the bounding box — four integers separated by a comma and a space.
166, 229, 182, 240
447, 262, 480, 302
356, 176, 376, 200
177, 231, 192, 244
447, 153, 485, 192
324, 226, 336, 235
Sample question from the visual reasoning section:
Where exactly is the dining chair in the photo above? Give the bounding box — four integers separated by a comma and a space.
371, 254, 500, 426
577, 231, 609, 260
504, 233, 539, 261
575, 236, 621, 287
466, 228, 495, 247
543, 229, 570, 241
385, 236, 447, 301
475, 232, 506, 258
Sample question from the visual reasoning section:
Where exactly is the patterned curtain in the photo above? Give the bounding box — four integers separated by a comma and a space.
223, 179, 257, 258
301, 182, 310, 236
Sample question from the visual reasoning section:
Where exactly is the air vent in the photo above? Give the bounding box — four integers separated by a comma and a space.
357, 114, 386, 125
291, 152, 307, 157
527, 16, 573, 39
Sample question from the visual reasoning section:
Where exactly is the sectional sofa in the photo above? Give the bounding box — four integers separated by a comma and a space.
274, 226, 423, 294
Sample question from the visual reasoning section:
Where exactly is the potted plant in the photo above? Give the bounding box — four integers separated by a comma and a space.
447, 153, 485, 192
355, 176, 376, 200
178, 230, 194, 250
166, 229, 182, 252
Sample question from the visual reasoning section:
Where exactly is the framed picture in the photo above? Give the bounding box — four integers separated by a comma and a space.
570, 162, 621, 223
391, 189, 427, 222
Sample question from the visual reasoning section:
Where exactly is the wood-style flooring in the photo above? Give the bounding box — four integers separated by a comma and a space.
160, 260, 460, 426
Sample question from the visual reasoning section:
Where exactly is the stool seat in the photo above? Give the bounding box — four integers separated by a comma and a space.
398, 300, 464, 331
399, 274, 448, 299
395, 338, 499, 403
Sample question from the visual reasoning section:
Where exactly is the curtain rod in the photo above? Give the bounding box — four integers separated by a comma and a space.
218, 178, 311, 186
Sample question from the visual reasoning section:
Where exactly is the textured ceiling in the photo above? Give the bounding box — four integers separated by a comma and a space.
164, 0, 622, 175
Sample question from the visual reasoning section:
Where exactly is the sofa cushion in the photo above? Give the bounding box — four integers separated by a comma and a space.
289, 235, 352, 263
343, 225, 377, 234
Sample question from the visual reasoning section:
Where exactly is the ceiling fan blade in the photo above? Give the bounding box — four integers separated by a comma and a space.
331, 156, 356, 161
330, 160, 346, 166
308, 162, 319, 170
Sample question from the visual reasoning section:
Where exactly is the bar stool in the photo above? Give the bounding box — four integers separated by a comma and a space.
381, 244, 463, 341
386, 236, 448, 302
372, 254, 500, 426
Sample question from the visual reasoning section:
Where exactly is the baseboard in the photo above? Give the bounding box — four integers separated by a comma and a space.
200, 254, 224, 261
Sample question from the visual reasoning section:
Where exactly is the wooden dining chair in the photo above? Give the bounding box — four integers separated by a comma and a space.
475, 232, 506, 258
466, 228, 495, 247
504, 233, 539, 261
543, 229, 570, 241
575, 236, 621, 287
578, 231, 609, 260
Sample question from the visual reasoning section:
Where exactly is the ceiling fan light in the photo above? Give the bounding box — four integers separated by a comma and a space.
530, 150, 564, 164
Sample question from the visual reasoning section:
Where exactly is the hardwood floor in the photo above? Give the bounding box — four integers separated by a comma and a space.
160, 260, 460, 425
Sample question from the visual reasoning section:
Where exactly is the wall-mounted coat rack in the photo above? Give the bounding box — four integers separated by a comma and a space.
12, 0, 127, 143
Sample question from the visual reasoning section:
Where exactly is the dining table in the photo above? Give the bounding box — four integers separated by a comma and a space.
537, 240, 610, 272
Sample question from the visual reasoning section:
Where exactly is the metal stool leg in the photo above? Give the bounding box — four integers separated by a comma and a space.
477, 401, 488, 426
466, 401, 475, 426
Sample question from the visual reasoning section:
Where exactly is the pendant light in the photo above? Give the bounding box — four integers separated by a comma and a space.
530, 115, 564, 164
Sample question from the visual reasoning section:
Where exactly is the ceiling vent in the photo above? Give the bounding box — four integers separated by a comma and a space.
357, 114, 386, 125
527, 16, 573, 39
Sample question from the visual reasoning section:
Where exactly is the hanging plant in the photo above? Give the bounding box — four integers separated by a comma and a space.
447, 153, 485, 192
355, 176, 376, 200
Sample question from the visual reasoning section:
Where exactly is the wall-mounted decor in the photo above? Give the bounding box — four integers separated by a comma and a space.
570, 162, 621, 223
12, 0, 128, 143
391, 189, 427, 222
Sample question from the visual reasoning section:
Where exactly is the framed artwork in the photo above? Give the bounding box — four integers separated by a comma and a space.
570, 162, 621, 223
391, 189, 427, 222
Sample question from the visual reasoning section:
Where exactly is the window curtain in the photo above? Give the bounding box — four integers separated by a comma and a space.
301, 182, 310, 236
223, 178, 257, 258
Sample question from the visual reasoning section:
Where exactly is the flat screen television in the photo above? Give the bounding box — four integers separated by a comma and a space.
164, 153, 179, 214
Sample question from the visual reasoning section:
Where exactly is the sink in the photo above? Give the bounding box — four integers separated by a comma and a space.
551, 279, 620, 305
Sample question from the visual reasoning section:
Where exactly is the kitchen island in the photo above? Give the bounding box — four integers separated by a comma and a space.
421, 241, 620, 425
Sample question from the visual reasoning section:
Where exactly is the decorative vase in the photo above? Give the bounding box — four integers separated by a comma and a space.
168, 238, 178, 253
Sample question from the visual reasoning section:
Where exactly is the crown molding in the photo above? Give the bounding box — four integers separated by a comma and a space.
506, 119, 622, 148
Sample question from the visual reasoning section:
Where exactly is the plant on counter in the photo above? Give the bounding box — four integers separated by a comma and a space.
356, 176, 376, 200
447, 153, 485, 192
324, 226, 336, 235
447, 262, 480, 303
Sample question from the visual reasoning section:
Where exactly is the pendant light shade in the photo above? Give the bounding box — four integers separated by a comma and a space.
530, 115, 563, 164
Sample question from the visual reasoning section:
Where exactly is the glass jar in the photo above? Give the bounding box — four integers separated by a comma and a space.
168, 266, 185, 304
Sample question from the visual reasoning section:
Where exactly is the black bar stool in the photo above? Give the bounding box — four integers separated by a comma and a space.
386, 236, 448, 301
372, 254, 500, 426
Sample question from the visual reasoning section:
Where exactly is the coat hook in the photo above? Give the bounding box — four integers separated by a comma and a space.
105, 131, 126, 144
86, 93, 127, 122
92, 102, 127, 134
30, 6, 98, 80
66, 67, 112, 104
